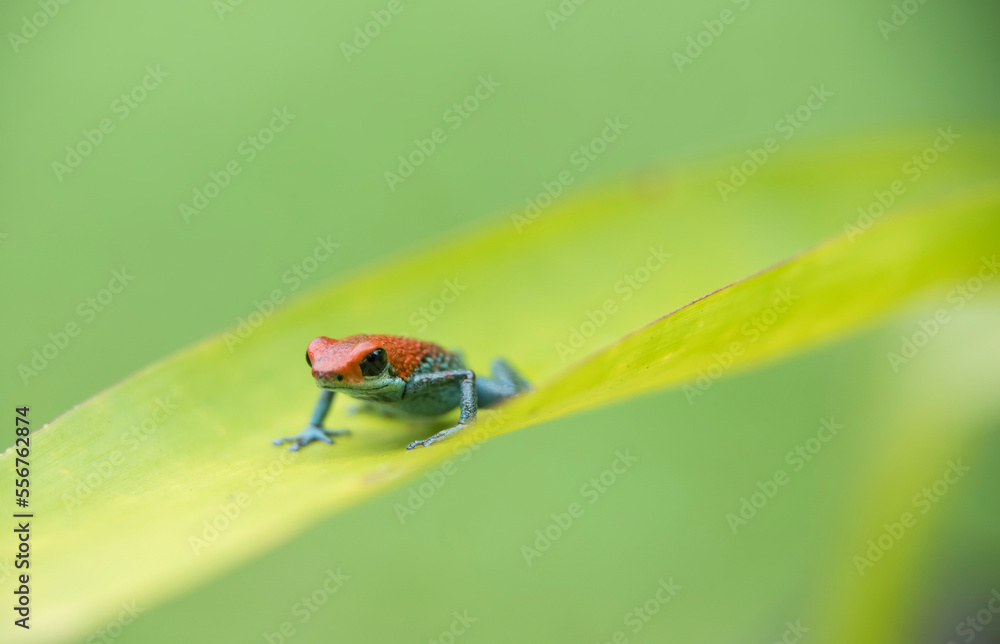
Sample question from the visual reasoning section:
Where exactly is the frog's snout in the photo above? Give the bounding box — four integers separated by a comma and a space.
314, 370, 346, 386
314, 365, 365, 388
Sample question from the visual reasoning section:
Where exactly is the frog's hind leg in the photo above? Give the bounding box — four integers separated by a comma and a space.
490, 358, 531, 392
476, 358, 531, 408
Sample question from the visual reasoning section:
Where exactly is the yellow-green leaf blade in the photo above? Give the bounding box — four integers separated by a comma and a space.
497, 184, 1000, 429
3, 133, 999, 643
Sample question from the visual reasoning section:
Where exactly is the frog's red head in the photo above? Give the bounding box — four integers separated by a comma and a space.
305, 334, 449, 387
306, 336, 389, 387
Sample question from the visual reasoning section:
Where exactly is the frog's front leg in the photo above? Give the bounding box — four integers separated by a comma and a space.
273, 390, 351, 451
405, 370, 477, 450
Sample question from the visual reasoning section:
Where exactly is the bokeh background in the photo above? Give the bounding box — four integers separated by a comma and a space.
2, 0, 999, 642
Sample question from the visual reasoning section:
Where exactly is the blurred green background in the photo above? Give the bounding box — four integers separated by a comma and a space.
2, 0, 999, 642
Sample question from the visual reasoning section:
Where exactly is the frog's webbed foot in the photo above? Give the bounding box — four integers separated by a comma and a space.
406, 423, 469, 450
273, 425, 351, 451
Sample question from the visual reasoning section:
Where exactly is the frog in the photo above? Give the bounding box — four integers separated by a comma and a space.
272, 334, 530, 451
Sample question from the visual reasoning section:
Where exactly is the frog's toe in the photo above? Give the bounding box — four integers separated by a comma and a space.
406, 424, 468, 450
406, 438, 430, 450
406, 434, 449, 450
273, 426, 350, 451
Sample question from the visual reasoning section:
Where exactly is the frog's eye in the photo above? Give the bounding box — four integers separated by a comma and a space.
359, 348, 387, 377
305, 351, 312, 368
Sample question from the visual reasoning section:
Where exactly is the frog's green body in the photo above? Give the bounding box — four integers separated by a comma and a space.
272, 334, 530, 451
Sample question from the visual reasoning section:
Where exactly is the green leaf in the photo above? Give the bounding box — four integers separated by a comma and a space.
4, 132, 999, 642
501, 184, 1000, 427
